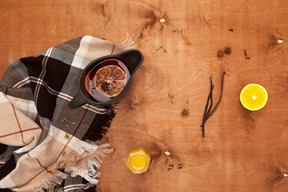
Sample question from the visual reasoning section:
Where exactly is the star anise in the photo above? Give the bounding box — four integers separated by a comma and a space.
181, 108, 189, 117
217, 50, 225, 58
224, 47, 232, 55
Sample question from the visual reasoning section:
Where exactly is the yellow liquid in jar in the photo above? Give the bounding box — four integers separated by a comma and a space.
130, 155, 146, 171
126, 147, 150, 174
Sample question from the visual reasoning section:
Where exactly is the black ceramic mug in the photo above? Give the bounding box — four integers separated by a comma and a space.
68, 49, 143, 109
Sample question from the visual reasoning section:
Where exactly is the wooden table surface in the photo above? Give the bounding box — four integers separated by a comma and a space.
1, 0, 288, 191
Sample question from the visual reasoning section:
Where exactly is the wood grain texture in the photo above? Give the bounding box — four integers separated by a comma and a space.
1, 0, 288, 191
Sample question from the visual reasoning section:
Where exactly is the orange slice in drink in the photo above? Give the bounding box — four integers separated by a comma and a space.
95, 65, 127, 97
240, 84, 268, 111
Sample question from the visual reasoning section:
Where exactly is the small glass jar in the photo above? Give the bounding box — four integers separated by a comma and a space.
126, 147, 151, 174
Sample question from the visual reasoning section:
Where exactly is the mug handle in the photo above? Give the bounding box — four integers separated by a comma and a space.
68, 92, 87, 109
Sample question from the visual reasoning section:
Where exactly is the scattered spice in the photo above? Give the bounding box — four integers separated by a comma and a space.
65, 133, 70, 139
164, 151, 171, 156
62, 118, 77, 127
62, 151, 66, 156
177, 163, 183, 169
217, 47, 232, 58
277, 38, 284, 44
244, 50, 251, 59
224, 47, 232, 55
186, 99, 189, 104
159, 18, 166, 23
168, 93, 174, 104
217, 50, 225, 58
156, 44, 167, 53
200, 71, 226, 138
283, 172, 288, 178
181, 108, 190, 117
168, 164, 176, 170
229, 29, 234, 32
156, 44, 163, 51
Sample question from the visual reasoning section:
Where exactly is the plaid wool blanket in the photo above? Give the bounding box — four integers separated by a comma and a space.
0, 35, 136, 192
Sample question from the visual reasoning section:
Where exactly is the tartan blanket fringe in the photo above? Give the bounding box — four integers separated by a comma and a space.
17, 171, 68, 192
60, 143, 113, 184
121, 33, 136, 49
16, 143, 113, 192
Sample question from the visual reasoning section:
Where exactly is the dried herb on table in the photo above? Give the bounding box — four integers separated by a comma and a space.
229, 29, 234, 32
156, 44, 165, 51
168, 93, 174, 104
200, 71, 226, 138
156, 44, 163, 51
156, 44, 168, 53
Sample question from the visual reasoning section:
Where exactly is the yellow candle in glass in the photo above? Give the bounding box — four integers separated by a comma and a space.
126, 147, 151, 174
